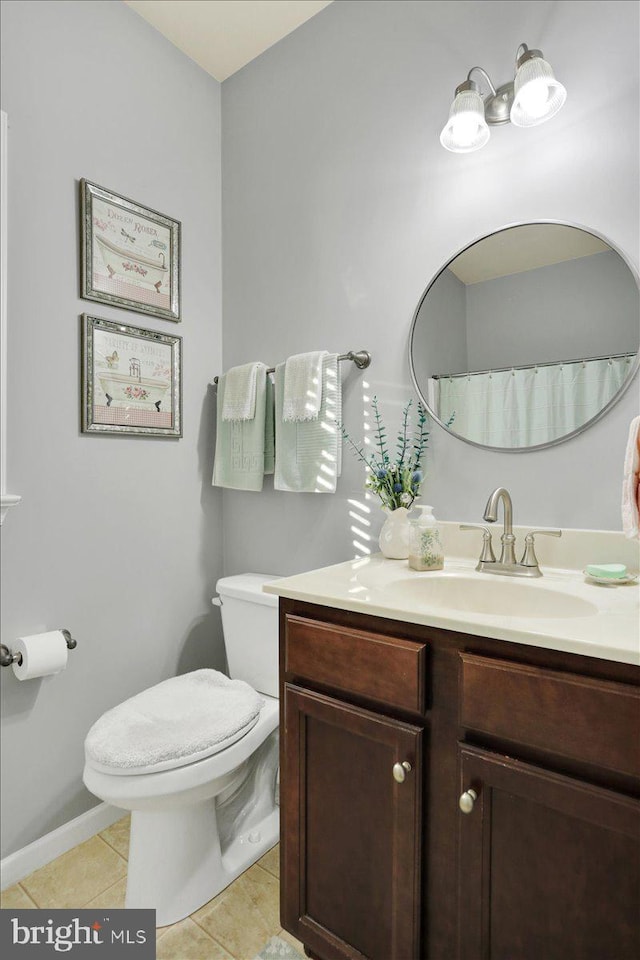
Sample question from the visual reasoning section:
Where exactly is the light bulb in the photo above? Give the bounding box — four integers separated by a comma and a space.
516, 78, 551, 118
510, 49, 566, 127
440, 85, 490, 153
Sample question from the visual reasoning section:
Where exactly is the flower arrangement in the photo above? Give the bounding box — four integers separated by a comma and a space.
339, 397, 429, 511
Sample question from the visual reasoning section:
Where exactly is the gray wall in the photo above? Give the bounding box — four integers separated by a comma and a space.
465, 250, 640, 369
0, 0, 223, 857
413, 267, 467, 384
221, 0, 640, 578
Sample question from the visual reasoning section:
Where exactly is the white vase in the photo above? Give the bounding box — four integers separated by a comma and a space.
378, 506, 412, 559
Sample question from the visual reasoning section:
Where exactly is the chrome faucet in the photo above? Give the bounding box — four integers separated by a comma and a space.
460, 486, 561, 578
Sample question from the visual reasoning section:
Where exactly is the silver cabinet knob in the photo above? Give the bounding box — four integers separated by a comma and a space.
393, 761, 412, 783
459, 788, 478, 814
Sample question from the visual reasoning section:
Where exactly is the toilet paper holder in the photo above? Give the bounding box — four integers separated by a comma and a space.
0, 629, 77, 667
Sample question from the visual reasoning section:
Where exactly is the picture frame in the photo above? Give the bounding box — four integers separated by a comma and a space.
82, 314, 182, 437
80, 179, 181, 322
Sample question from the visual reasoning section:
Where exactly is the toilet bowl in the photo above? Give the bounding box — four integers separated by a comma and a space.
83, 574, 280, 927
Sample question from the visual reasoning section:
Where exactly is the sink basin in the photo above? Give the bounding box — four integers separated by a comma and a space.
361, 572, 599, 620
266, 551, 639, 664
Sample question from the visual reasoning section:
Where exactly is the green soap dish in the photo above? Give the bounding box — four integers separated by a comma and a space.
585, 563, 628, 580
583, 564, 638, 585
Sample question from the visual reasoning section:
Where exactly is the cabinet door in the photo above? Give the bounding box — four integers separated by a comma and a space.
282, 683, 422, 960
458, 744, 640, 960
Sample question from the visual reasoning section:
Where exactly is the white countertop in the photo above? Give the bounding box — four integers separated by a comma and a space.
264, 552, 640, 666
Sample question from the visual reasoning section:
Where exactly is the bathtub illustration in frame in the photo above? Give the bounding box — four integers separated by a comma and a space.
82, 315, 182, 437
81, 180, 181, 322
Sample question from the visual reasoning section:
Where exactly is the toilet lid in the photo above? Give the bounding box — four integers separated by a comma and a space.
85, 669, 263, 775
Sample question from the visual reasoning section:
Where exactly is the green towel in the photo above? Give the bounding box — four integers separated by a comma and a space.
264, 374, 275, 475
212, 369, 268, 491
274, 355, 342, 493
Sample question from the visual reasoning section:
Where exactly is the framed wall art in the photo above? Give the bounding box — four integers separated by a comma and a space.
82, 314, 182, 437
81, 179, 181, 322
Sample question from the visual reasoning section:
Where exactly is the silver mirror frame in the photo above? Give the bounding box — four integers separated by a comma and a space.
408, 220, 640, 453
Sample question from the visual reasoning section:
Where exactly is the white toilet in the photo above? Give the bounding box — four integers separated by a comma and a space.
83, 574, 279, 927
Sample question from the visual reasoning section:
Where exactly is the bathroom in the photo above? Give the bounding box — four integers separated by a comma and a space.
0, 0, 638, 958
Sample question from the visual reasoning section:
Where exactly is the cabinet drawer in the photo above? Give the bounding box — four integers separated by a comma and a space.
284, 614, 427, 713
460, 653, 640, 777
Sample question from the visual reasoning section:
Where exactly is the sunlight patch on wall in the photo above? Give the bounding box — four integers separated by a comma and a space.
345, 375, 380, 559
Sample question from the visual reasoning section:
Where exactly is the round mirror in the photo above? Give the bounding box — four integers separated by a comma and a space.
409, 223, 639, 451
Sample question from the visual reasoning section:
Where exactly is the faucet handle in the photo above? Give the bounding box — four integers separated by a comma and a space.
520, 529, 562, 567
459, 524, 496, 563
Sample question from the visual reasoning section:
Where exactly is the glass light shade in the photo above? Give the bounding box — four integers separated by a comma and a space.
440, 88, 490, 153
510, 55, 566, 127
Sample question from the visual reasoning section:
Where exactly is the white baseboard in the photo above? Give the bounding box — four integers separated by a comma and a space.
1, 802, 125, 890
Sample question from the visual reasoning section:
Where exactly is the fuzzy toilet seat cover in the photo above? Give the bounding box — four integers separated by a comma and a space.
85, 669, 263, 773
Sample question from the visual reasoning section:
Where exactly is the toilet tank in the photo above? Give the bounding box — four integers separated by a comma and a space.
214, 574, 280, 698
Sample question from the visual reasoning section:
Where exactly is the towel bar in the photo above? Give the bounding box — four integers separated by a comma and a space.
211, 350, 371, 385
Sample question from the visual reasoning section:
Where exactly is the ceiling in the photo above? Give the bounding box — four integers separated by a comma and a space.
124, 0, 334, 81
449, 225, 611, 285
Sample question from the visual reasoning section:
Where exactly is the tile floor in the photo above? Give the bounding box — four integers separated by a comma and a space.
0, 817, 304, 960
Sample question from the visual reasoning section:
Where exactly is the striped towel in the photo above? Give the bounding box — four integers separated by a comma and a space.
274, 354, 342, 493
622, 415, 640, 539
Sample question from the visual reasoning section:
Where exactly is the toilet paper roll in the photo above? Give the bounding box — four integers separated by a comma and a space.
12, 631, 69, 681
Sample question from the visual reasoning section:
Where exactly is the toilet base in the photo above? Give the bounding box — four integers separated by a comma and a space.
125, 803, 279, 926
123, 727, 280, 926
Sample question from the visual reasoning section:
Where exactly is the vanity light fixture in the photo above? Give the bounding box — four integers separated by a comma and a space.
440, 43, 567, 153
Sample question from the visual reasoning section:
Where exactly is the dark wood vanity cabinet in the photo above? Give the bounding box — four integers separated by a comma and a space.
458, 745, 640, 960
280, 613, 426, 960
278, 600, 640, 960
457, 652, 640, 960
282, 685, 422, 960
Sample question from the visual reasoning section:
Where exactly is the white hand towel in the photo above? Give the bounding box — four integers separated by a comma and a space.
622, 415, 640, 539
222, 362, 265, 421
275, 354, 342, 493
282, 351, 328, 422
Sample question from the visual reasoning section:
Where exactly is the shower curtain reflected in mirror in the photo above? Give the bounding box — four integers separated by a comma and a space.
434, 355, 635, 448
